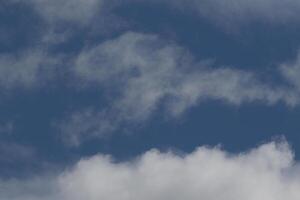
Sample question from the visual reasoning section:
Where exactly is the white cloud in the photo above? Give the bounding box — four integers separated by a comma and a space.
1, 141, 300, 200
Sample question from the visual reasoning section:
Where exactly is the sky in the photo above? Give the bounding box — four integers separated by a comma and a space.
1, 0, 300, 199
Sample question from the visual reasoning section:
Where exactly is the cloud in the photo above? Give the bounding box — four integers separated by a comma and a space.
22, 0, 300, 27
24, 0, 125, 45
74, 32, 298, 111
280, 53, 300, 91
1, 140, 300, 200
0, 121, 13, 134
28, 0, 104, 25
0, 142, 36, 164
0, 50, 58, 90
153, 0, 300, 27
0, 141, 39, 178
0, 176, 58, 200
61, 32, 300, 144
58, 109, 115, 146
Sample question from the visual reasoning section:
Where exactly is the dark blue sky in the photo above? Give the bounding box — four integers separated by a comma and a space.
1, 0, 300, 180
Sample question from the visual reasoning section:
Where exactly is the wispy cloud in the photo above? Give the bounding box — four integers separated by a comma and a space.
155, 0, 300, 27
0, 142, 36, 164
28, 0, 104, 25
0, 50, 58, 90
0, 121, 13, 134
59, 32, 300, 144
280, 53, 300, 91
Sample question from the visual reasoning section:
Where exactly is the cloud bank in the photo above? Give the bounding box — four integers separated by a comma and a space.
1, 141, 300, 200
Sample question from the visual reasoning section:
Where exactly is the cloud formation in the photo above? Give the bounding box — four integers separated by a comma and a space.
4, 0, 300, 143
23, 0, 300, 27
28, 0, 104, 25
280, 53, 300, 91
60, 32, 300, 144
1, 141, 300, 200
0, 50, 57, 90
157, 0, 300, 27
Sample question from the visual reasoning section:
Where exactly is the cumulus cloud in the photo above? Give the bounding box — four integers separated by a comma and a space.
1, 141, 300, 200
61, 32, 300, 144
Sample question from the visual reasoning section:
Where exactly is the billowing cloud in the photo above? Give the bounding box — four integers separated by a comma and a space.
1, 141, 300, 200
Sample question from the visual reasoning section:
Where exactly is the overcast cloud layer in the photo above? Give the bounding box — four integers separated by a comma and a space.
1, 141, 300, 200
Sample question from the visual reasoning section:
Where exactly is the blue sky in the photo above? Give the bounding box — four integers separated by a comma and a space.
1, 0, 300, 199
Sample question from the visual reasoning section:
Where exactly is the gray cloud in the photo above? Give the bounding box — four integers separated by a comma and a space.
1, 141, 300, 200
